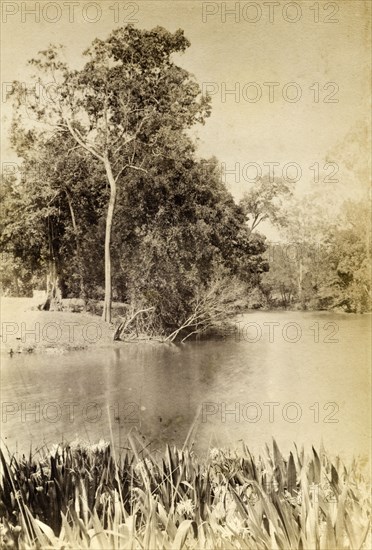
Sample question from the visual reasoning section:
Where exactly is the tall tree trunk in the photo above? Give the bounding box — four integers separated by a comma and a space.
298, 257, 303, 304
102, 159, 117, 323
42, 259, 62, 311
64, 189, 85, 299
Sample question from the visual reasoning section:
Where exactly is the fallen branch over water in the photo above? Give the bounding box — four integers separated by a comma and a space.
113, 306, 155, 341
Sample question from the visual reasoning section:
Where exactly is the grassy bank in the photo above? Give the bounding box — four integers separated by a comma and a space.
0, 298, 115, 354
0, 297, 231, 354
0, 438, 370, 549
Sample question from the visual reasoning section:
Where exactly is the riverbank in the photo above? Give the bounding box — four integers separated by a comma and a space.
1, 438, 370, 549
1, 297, 370, 354
0, 297, 115, 354
0, 296, 236, 354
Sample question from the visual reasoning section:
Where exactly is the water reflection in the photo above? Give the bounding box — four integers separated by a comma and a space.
1, 312, 370, 460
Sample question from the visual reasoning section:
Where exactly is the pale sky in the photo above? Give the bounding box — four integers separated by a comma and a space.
1, 0, 371, 209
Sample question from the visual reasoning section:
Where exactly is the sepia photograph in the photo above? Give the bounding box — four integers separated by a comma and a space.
0, 1, 371, 548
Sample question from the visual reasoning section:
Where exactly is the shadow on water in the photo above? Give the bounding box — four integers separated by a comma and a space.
1, 311, 370, 459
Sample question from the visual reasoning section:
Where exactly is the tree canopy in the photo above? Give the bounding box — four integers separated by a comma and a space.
1, 25, 271, 338
1, 25, 370, 334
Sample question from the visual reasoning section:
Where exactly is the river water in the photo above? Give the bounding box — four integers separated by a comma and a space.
1, 311, 370, 460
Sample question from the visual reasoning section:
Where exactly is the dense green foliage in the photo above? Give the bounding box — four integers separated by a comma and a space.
1, 24, 370, 328
0, 135, 268, 334
1, 134, 106, 299
1, 25, 271, 335
256, 199, 371, 313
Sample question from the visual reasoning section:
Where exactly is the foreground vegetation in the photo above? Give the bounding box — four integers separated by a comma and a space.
0, 437, 370, 549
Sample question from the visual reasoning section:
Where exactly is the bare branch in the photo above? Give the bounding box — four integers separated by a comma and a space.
64, 117, 104, 162
114, 164, 148, 183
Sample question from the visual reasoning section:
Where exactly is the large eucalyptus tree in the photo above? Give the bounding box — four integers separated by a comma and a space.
11, 26, 210, 321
